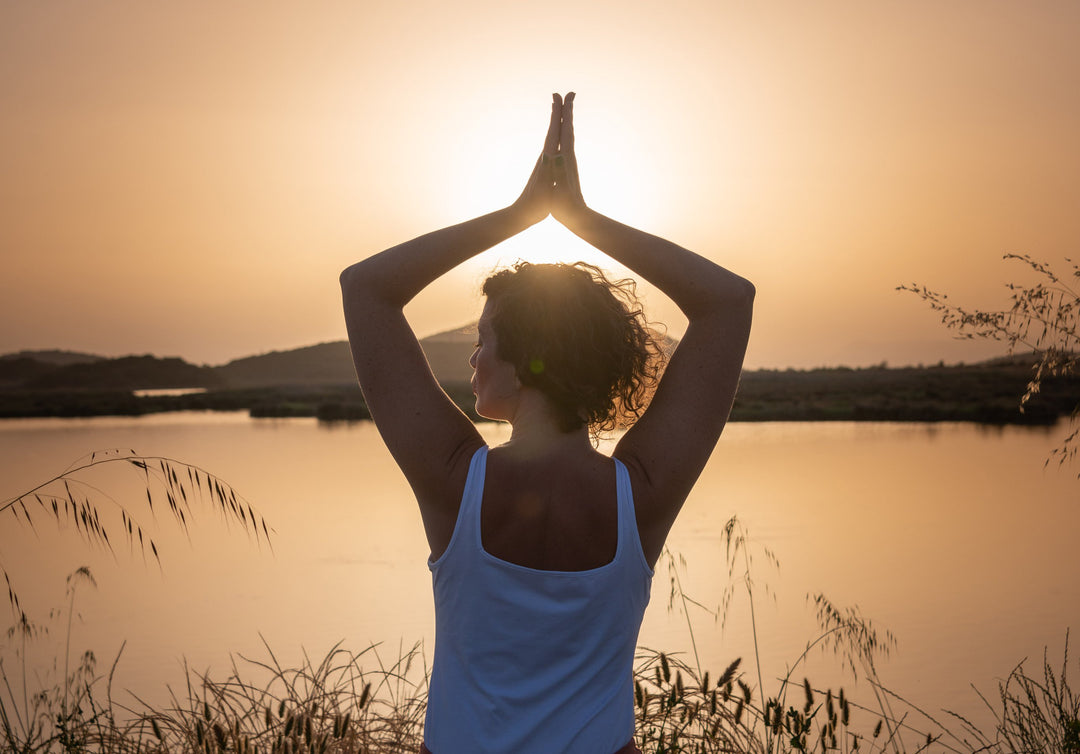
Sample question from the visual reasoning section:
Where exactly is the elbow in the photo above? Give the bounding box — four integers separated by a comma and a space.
721, 270, 755, 314
730, 273, 756, 302
340, 260, 381, 319
340, 259, 383, 304
734, 275, 756, 306
735, 277, 756, 326
680, 275, 754, 333
339, 260, 367, 294
693, 272, 755, 322
341, 258, 406, 321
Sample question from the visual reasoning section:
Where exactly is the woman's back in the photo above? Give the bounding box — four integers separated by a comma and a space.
479, 445, 620, 571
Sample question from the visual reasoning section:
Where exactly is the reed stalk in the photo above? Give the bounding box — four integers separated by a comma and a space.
1, 448, 272, 627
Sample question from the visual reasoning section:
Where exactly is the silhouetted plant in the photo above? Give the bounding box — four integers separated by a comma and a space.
634, 649, 757, 753
659, 520, 957, 754
133, 638, 429, 754
990, 631, 1079, 754
0, 568, 106, 754
1, 448, 272, 625
2, 562, 1076, 753
899, 253, 1080, 468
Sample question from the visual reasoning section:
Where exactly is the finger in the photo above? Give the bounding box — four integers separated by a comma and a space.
543, 94, 562, 156
560, 92, 575, 154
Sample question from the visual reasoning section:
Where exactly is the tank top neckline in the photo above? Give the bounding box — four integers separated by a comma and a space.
471, 445, 631, 577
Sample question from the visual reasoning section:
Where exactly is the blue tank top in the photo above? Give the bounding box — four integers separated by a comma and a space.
424, 446, 654, 754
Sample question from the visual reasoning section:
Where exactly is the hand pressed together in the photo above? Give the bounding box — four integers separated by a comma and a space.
510, 92, 589, 228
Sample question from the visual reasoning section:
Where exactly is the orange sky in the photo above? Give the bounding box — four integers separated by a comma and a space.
2, 1, 1079, 369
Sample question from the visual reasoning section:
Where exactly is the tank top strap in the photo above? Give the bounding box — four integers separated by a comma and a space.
429, 445, 487, 568
612, 457, 652, 574
459, 445, 488, 544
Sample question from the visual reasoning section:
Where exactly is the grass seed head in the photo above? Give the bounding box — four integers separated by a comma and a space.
718, 657, 741, 688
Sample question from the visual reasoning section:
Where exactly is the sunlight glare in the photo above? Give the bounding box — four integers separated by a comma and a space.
463, 218, 632, 277
444, 95, 667, 234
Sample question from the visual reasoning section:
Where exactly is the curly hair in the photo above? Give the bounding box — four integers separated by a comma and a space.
481, 261, 666, 435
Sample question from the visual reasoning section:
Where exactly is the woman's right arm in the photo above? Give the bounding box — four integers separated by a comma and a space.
340, 97, 562, 552
552, 94, 755, 562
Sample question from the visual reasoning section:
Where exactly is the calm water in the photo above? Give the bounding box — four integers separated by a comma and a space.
1, 414, 1078, 734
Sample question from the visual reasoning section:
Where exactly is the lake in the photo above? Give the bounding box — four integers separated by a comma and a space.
1, 414, 1077, 737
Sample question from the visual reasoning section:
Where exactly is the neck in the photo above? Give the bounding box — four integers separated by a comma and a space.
503, 390, 592, 456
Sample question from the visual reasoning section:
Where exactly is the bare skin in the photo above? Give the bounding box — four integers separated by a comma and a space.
340, 93, 754, 570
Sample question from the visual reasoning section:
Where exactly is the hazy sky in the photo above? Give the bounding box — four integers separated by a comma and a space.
3, 1, 1079, 369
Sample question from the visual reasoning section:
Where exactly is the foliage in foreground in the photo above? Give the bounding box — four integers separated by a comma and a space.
3, 548, 1074, 754
2, 621, 1077, 754
0, 449, 272, 629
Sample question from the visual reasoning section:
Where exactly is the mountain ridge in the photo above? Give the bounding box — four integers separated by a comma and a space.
0, 325, 480, 390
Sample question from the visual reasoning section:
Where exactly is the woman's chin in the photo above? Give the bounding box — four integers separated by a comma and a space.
474, 402, 508, 423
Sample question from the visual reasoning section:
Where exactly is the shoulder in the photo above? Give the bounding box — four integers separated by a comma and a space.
612, 446, 692, 568
418, 437, 488, 559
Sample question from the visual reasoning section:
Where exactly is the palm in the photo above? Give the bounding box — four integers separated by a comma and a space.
511, 92, 587, 227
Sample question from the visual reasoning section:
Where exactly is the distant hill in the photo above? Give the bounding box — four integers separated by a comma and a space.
414, 325, 477, 384
0, 326, 478, 392
25, 355, 220, 390
0, 350, 102, 366
0, 357, 60, 388
212, 325, 477, 388
214, 341, 357, 388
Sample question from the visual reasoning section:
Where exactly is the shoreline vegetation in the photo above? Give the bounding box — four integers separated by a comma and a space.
4, 565, 1075, 754
2, 339, 1079, 424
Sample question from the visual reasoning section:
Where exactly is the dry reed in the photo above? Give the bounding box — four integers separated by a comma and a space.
1, 448, 273, 627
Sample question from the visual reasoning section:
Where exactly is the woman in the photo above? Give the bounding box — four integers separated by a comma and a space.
340, 93, 754, 754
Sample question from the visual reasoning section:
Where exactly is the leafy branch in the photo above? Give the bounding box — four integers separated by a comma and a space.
899, 253, 1080, 469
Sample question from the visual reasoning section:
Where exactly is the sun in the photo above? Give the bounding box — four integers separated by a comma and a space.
443, 95, 667, 278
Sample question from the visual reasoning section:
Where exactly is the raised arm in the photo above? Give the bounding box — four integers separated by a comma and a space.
552, 93, 755, 560
340, 97, 561, 553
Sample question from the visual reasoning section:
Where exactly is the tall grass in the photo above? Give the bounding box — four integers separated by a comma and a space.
135, 638, 430, 754
2, 565, 1077, 753
1, 448, 272, 625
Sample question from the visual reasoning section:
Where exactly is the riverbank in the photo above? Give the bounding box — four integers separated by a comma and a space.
1, 360, 1076, 423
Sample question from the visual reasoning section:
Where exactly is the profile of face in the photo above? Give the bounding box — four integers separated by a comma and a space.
469, 300, 521, 422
